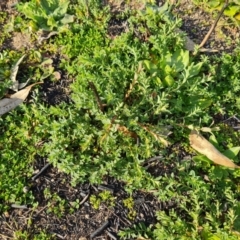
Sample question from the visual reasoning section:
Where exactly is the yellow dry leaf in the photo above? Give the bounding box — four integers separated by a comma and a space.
189, 130, 239, 168
0, 82, 42, 116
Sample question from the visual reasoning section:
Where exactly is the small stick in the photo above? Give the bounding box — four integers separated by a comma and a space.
199, 0, 229, 49
79, 192, 90, 206
142, 155, 163, 165
98, 184, 115, 193
90, 220, 109, 239
106, 230, 118, 240
34, 205, 49, 216
88, 81, 105, 112
0, 234, 11, 240
32, 163, 51, 181
52, 233, 65, 239
11, 204, 28, 209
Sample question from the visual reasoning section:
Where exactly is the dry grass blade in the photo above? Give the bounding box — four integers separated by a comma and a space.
189, 130, 239, 168
0, 82, 42, 116
124, 61, 143, 103
117, 124, 138, 140
138, 123, 169, 147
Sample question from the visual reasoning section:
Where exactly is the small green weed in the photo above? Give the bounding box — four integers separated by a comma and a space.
14, 230, 55, 240
119, 222, 153, 239
44, 188, 67, 218
90, 190, 115, 209
122, 197, 137, 220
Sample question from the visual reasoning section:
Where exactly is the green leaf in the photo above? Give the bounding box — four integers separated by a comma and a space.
168, 49, 189, 72
192, 155, 212, 166
209, 134, 219, 147
80, 135, 93, 152
208, 0, 222, 8
198, 98, 212, 109
52, 1, 70, 19
224, 5, 240, 17
223, 146, 240, 160
47, 16, 57, 29
187, 62, 203, 78
163, 75, 174, 87
143, 60, 157, 72
156, 1, 169, 15
40, 0, 60, 14
60, 14, 74, 25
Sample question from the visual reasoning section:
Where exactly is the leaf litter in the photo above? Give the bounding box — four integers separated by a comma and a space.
0, 82, 42, 116
189, 129, 240, 168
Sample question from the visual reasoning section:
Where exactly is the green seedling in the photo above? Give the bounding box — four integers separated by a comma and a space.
123, 197, 137, 220
44, 188, 67, 218
90, 191, 115, 210
16, 0, 74, 32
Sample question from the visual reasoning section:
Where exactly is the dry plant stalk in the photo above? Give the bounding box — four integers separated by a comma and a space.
198, 0, 229, 49
138, 123, 169, 147
88, 81, 106, 112
117, 125, 138, 140
124, 62, 143, 103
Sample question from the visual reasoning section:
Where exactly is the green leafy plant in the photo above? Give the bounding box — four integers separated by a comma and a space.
44, 188, 67, 218
120, 167, 240, 239
122, 197, 137, 220
119, 222, 153, 239
192, 0, 240, 25
0, 0, 240, 238
0, 50, 22, 98
14, 230, 55, 240
16, 0, 74, 32
90, 190, 115, 209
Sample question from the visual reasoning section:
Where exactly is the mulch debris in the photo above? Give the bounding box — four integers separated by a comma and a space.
1, 157, 169, 239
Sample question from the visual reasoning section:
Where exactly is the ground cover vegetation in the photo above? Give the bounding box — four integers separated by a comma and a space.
192, 0, 240, 25
0, 0, 240, 239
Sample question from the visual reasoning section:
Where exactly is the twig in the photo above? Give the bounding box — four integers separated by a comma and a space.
88, 81, 105, 112
106, 230, 118, 240
90, 220, 109, 239
11, 204, 28, 209
142, 155, 163, 166
223, 115, 240, 123
52, 233, 65, 239
32, 163, 51, 181
198, 0, 229, 49
0, 233, 12, 240
98, 184, 115, 193
34, 205, 49, 216
79, 192, 90, 206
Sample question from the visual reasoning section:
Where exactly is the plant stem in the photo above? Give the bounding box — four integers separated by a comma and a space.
199, 0, 229, 49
